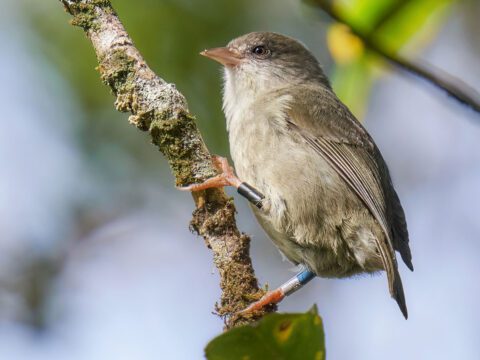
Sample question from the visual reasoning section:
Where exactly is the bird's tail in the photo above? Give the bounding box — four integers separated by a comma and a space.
392, 266, 408, 319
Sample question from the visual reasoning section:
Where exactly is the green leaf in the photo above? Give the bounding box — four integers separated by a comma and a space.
334, 0, 401, 33
327, 0, 456, 119
205, 306, 325, 360
334, 0, 454, 48
372, 0, 454, 54
331, 56, 374, 119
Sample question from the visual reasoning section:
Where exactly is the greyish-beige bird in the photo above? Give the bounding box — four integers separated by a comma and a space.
180, 32, 413, 318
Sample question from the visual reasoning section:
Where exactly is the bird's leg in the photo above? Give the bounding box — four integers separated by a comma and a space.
179, 155, 242, 190
178, 155, 265, 209
239, 269, 316, 315
180, 158, 316, 311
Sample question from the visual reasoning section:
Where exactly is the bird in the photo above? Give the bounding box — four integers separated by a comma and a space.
180, 32, 413, 318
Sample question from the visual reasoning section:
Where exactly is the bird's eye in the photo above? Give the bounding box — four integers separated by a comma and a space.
252, 45, 270, 57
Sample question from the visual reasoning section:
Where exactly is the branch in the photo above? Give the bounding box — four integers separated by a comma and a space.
306, 0, 480, 114
59, 0, 274, 329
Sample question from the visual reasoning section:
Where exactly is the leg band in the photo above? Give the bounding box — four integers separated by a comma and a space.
280, 269, 316, 296
237, 182, 264, 209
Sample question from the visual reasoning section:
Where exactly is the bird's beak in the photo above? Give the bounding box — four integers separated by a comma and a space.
200, 47, 243, 67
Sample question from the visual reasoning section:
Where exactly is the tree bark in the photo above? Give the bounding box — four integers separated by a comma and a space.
59, 0, 273, 329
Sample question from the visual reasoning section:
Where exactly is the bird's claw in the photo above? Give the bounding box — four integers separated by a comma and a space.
237, 289, 284, 316
177, 155, 242, 192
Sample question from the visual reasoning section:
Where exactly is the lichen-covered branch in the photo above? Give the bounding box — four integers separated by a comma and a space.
59, 0, 273, 329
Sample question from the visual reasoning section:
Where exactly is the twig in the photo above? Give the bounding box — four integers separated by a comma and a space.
306, 0, 480, 113
58, 0, 274, 329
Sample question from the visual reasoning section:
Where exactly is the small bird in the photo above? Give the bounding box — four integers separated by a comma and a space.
181, 32, 413, 318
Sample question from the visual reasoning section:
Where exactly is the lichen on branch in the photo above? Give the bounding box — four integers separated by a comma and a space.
59, 0, 274, 328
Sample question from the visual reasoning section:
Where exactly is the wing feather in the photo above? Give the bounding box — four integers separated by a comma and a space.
283, 88, 410, 318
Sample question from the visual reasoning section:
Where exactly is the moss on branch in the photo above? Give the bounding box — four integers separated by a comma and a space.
65, 0, 114, 31
60, 0, 274, 329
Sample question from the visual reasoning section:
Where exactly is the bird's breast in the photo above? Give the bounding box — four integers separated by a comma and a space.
226, 99, 294, 189
226, 101, 342, 237
225, 98, 381, 278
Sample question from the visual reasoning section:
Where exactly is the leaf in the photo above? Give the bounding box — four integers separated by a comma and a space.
333, 0, 401, 33
372, 0, 454, 54
327, 23, 365, 64
205, 306, 325, 360
326, 0, 456, 118
330, 57, 374, 119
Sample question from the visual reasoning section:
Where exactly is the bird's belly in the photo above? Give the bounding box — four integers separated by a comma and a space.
252, 204, 383, 278
230, 126, 384, 278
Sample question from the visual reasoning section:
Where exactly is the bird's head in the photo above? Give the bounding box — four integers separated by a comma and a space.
201, 32, 330, 96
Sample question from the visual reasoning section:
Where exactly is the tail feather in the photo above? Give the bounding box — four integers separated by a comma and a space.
392, 267, 408, 319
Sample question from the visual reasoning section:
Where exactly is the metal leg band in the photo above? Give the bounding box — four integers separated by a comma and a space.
237, 182, 264, 209
280, 269, 316, 297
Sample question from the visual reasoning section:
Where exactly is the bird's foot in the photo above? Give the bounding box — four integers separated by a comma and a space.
238, 269, 316, 316
177, 155, 242, 192
238, 288, 285, 316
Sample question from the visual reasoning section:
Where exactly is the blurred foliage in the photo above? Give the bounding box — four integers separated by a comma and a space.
13, 0, 476, 355
24, 0, 256, 179
324, 0, 456, 118
205, 306, 325, 360
25, 0, 458, 161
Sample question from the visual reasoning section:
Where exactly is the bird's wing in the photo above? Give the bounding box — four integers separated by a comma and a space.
284, 86, 411, 318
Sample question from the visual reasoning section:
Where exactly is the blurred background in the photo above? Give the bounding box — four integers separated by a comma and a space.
1, 0, 479, 359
